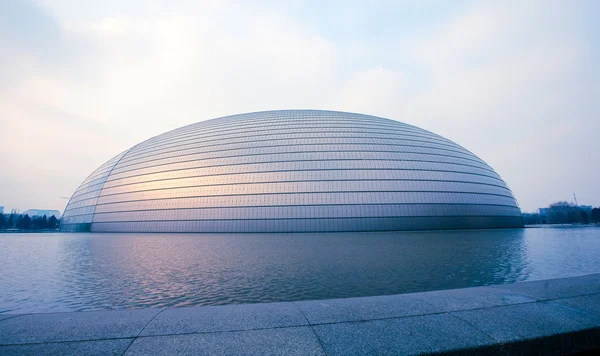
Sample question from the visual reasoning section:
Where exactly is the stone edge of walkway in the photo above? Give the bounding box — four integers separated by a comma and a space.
0, 273, 599, 355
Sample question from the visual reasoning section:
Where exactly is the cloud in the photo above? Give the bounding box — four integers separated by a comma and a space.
0, 0, 598, 212
407, 1, 600, 211
323, 0, 600, 211
333, 67, 405, 116
0, 1, 340, 212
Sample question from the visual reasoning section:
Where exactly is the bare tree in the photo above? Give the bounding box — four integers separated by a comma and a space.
547, 201, 585, 224
593, 207, 600, 223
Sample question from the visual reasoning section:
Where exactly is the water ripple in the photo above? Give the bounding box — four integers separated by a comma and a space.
1, 226, 600, 314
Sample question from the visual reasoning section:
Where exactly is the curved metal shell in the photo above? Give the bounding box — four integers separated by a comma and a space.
60, 110, 523, 232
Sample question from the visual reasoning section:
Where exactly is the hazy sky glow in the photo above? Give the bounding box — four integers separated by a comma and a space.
1, 0, 598, 213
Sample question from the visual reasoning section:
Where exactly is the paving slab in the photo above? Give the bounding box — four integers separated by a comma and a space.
547, 294, 600, 321
407, 285, 535, 313
127, 326, 324, 356
451, 301, 600, 343
0, 309, 161, 345
1, 274, 599, 355
0, 338, 133, 356
0, 314, 22, 322
294, 293, 437, 324
140, 302, 307, 336
489, 274, 600, 301
312, 313, 494, 355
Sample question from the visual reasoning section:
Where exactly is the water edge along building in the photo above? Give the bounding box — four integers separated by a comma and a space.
60, 110, 523, 232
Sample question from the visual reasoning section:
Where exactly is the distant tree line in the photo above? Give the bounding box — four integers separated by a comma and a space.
521, 213, 542, 225
0, 213, 60, 231
523, 202, 600, 225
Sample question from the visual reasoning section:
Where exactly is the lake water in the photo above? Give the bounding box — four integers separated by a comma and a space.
1, 225, 600, 314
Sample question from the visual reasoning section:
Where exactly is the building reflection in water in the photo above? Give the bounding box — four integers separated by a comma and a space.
55, 229, 529, 311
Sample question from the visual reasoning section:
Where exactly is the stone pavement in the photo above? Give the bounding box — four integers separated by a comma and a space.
1, 274, 600, 355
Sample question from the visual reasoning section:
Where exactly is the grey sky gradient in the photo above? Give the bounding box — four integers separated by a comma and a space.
1, 0, 598, 214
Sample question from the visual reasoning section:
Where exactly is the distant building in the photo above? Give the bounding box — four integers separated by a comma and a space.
22, 209, 61, 218
0, 206, 3, 214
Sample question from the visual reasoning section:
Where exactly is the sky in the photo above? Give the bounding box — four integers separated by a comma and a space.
0, 0, 598, 214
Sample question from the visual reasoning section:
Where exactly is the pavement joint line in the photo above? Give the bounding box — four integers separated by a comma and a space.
286, 298, 542, 328
527, 291, 600, 302
542, 298, 600, 324
3, 292, 599, 347
0, 337, 136, 347
2, 286, 598, 319
293, 301, 329, 356
6, 321, 600, 349
0, 309, 160, 317
447, 312, 501, 343
0, 314, 26, 322
122, 307, 167, 356
2, 275, 600, 351
133, 324, 313, 340
0, 297, 582, 347
0, 325, 313, 347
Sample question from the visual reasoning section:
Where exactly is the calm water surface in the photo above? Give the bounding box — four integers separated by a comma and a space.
1, 226, 600, 314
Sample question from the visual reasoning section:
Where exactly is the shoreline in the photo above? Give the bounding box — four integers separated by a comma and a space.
1, 223, 598, 235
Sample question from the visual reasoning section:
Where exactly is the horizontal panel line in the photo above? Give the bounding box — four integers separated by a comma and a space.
76, 169, 114, 187
75, 166, 506, 198
138, 122, 437, 149
123, 133, 470, 163
91, 215, 524, 223
66, 200, 522, 216
122, 139, 478, 168
109, 154, 497, 179
82, 180, 512, 201
113, 149, 492, 176
89, 190, 517, 208
62, 202, 522, 218
70, 169, 508, 201
85, 167, 115, 181
147, 116, 406, 140
116, 142, 484, 171
135, 124, 448, 154
69, 180, 108, 200
77, 174, 112, 189
80, 153, 128, 182
141, 118, 431, 142
144, 115, 414, 142
101, 162, 503, 188
140, 125, 437, 151
106, 159, 501, 184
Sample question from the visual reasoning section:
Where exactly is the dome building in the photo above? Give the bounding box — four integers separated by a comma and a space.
60, 110, 523, 232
